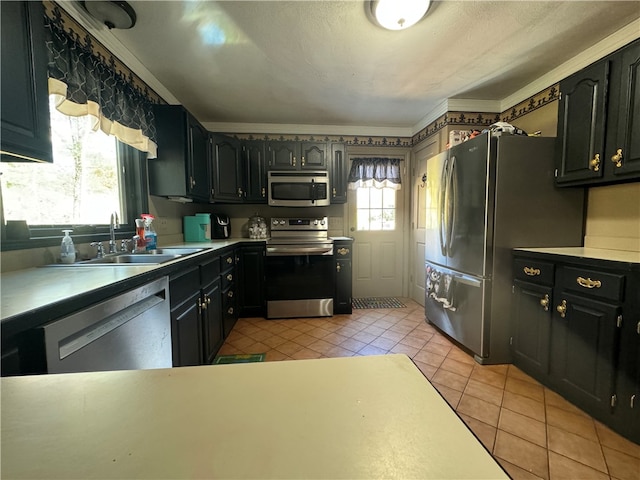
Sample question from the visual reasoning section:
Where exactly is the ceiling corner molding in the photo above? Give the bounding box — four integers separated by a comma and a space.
202, 122, 413, 138
53, 0, 179, 105
500, 18, 640, 112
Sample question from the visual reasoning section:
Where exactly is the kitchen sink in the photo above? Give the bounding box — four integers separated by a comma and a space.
80, 254, 182, 264
42, 247, 208, 267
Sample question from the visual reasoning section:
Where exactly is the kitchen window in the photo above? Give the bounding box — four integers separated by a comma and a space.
356, 186, 397, 231
0, 99, 148, 250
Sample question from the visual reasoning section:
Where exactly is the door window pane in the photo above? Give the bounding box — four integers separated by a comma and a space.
356, 187, 396, 231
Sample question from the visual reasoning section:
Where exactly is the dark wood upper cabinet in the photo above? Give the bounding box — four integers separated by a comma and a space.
555, 39, 640, 186
149, 105, 210, 201
211, 133, 243, 203
242, 140, 268, 203
1, 1, 53, 163
266, 141, 327, 170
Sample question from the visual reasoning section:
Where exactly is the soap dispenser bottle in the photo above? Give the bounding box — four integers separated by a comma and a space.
60, 230, 76, 264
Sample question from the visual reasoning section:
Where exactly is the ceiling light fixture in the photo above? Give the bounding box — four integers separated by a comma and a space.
81, 1, 137, 29
370, 0, 431, 30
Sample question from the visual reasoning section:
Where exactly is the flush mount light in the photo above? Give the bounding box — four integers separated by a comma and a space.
81, 1, 137, 29
370, 0, 431, 30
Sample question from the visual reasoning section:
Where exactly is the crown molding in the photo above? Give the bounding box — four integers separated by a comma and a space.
53, 1, 179, 105
500, 18, 640, 112
202, 122, 413, 138
411, 99, 501, 135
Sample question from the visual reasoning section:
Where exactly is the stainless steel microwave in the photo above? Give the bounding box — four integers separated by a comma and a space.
268, 171, 330, 207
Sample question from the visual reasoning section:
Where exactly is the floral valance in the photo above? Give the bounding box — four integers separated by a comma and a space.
348, 157, 402, 190
44, 7, 157, 158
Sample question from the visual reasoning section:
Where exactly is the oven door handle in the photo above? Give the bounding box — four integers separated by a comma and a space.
266, 246, 334, 256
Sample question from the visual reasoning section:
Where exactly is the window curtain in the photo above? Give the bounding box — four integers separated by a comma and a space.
348, 157, 402, 190
43, 9, 158, 158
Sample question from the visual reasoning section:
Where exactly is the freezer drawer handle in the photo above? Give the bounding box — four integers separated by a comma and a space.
523, 266, 540, 276
576, 276, 601, 289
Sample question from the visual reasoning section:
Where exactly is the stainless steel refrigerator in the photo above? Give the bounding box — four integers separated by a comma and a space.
424, 132, 584, 364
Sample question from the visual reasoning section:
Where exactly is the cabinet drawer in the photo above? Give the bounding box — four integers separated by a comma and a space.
221, 269, 235, 290
335, 244, 352, 259
169, 266, 200, 308
200, 256, 221, 286
513, 258, 555, 286
221, 251, 235, 270
557, 267, 625, 302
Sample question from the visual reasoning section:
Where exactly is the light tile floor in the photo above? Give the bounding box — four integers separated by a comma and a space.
217, 298, 640, 480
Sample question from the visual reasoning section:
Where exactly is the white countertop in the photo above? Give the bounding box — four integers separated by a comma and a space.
515, 247, 640, 264
1, 354, 507, 479
0, 239, 260, 322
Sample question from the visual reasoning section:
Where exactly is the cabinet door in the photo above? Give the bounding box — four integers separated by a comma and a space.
550, 291, 620, 418
243, 140, 267, 203
170, 292, 202, 367
237, 245, 265, 317
267, 142, 298, 169
187, 117, 210, 201
1, 1, 52, 163
511, 280, 552, 379
609, 39, 640, 180
211, 134, 242, 202
330, 143, 347, 203
300, 142, 327, 170
555, 59, 609, 185
202, 279, 223, 364
335, 259, 352, 314
614, 314, 640, 444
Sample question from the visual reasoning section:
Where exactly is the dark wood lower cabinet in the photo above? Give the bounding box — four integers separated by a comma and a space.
171, 291, 202, 367
202, 278, 223, 364
512, 250, 639, 444
237, 245, 265, 317
511, 280, 552, 379
334, 239, 353, 314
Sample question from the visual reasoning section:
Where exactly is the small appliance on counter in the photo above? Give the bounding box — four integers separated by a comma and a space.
211, 213, 231, 239
183, 213, 211, 242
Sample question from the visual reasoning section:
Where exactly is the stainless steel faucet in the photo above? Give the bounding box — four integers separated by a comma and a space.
109, 211, 120, 254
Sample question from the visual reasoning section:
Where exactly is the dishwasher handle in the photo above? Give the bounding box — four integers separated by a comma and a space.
58, 294, 164, 360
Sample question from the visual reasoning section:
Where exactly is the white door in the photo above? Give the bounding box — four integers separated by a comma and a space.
347, 160, 406, 298
410, 139, 440, 305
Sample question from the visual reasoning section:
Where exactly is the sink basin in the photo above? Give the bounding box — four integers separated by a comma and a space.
146, 248, 205, 256
81, 254, 182, 264
42, 247, 207, 267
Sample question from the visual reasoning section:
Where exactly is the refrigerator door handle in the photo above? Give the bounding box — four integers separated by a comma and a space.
447, 155, 458, 257
439, 156, 449, 256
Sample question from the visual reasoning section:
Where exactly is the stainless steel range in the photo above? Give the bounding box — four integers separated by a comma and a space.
266, 217, 334, 319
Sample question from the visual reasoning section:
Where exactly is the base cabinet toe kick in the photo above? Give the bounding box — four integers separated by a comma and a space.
511, 249, 640, 444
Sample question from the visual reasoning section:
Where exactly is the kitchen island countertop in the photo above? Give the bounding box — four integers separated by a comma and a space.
1, 354, 507, 479
514, 246, 640, 264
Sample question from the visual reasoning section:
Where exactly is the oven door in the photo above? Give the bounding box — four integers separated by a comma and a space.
265, 245, 335, 318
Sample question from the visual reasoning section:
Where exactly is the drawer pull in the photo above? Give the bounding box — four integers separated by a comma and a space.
336, 263, 341, 273
226, 273, 233, 282
632, 394, 636, 409
556, 299, 567, 318
589, 153, 600, 172
337, 247, 350, 256
228, 307, 234, 315
576, 276, 601, 289
226, 257, 233, 264
227, 290, 234, 298
523, 266, 541, 276
611, 148, 623, 168
540, 294, 549, 311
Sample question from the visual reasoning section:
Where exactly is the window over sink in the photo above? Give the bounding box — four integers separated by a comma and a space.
0, 98, 148, 250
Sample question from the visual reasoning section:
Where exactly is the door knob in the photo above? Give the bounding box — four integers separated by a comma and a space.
350, 227, 355, 232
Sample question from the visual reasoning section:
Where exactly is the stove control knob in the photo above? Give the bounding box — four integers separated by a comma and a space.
279, 220, 285, 225
320, 219, 326, 225
272, 219, 279, 226
313, 219, 318, 225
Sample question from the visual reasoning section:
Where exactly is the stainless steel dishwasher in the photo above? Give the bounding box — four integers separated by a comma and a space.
43, 276, 172, 373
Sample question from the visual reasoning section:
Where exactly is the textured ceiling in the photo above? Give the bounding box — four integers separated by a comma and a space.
99, 1, 640, 130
